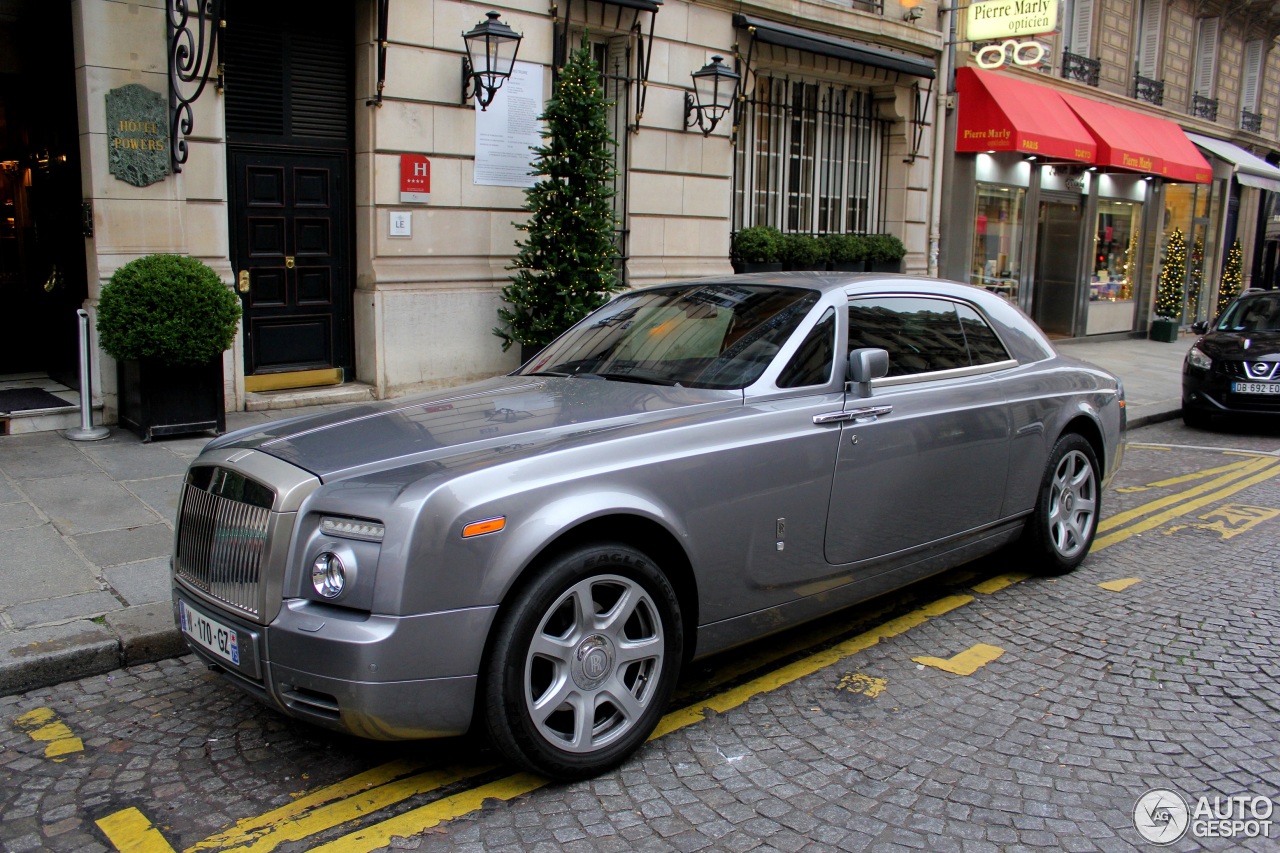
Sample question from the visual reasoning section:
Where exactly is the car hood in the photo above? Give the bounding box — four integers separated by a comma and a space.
206, 375, 742, 479
1198, 330, 1280, 359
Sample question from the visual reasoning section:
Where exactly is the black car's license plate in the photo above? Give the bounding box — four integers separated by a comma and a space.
1231, 381, 1280, 395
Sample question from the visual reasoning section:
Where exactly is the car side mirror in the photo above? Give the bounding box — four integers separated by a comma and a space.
848, 347, 889, 397
1191, 320, 1209, 335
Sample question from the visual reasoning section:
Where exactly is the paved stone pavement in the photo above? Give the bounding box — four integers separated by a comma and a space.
0, 430, 1276, 852
0, 335, 1194, 698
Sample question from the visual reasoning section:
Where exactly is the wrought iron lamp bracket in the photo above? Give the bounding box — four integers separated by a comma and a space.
367, 0, 390, 107
167, 0, 225, 174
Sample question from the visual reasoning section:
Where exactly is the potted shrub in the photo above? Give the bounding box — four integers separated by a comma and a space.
730, 226, 784, 273
781, 233, 828, 271
1150, 227, 1185, 343
866, 234, 907, 273
824, 234, 868, 272
97, 254, 241, 441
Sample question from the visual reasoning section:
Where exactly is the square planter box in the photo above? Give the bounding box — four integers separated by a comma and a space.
1149, 318, 1181, 343
868, 260, 904, 273
118, 358, 226, 442
732, 261, 784, 273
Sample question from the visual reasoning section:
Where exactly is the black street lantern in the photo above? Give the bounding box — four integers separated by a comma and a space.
462, 11, 523, 110
684, 55, 740, 137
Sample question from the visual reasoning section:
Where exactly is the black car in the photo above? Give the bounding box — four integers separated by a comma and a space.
1182, 289, 1280, 427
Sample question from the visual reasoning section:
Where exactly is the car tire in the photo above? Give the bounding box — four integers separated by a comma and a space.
481, 544, 683, 781
1181, 406, 1212, 429
1023, 433, 1100, 576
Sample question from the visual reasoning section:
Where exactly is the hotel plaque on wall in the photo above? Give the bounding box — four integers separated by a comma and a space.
105, 84, 171, 187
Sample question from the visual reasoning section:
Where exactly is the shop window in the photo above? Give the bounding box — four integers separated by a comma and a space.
732, 75, 888, 236
1086, 200, 1142, 334
970, 183, 1026, 303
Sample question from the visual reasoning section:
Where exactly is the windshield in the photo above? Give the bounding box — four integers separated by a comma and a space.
519, 284, 821, 389
1215, 294, 1280, 333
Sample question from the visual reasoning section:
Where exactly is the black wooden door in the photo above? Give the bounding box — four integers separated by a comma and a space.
230, 148, 351, 376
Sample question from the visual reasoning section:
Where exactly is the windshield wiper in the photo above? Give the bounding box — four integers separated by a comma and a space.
592, 372, 682, 387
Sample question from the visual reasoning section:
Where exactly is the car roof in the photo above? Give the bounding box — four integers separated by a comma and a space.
634, 272, 986, 299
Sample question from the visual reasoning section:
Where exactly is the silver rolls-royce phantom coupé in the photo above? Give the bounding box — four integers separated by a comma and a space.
172, 273, 1124, 780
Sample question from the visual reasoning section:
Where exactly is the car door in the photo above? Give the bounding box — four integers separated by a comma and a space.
823, 295, 1013, 566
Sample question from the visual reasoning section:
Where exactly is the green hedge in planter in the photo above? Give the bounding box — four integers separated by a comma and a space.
823, 234, 867, 270
865, 234, 906, 265
730, 226, 784, 265
97, 254, 241, 366
782, 234, 828, 270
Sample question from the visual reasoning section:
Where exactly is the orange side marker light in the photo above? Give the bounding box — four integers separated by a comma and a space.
462, 517, 506, 538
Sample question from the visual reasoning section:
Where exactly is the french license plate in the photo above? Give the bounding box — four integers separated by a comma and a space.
1231, 382, 1280, 395
179, 600, 240, 666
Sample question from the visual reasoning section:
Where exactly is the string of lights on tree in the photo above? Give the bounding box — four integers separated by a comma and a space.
1186, 238, 1205, 320
495, 39, 623, 352
1217, 239, 1243, 315
1155, 227, 1186, 321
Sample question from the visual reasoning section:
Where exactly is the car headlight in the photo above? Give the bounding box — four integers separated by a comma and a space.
319, 515, 385, 542
311, 552, 347, 598
1186, 346, 1212, 371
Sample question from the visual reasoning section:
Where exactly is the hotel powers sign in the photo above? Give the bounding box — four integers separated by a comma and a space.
966, 0, 1059, 42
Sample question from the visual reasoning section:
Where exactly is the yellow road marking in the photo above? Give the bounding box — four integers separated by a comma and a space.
15, 707, 84, 760
1162, 504, 1280, 540
188, 762, 487, 853
972, 572, 1030, 594
97, 808, 178, 853
1099, 578, 1141, 592
1095, 460, 1280, 550
307, 773, 546, 853
1115, 458, 1253, 492
913, 643, 1005, 676
837, 673, 888, 698
1099, 457, 1276, 533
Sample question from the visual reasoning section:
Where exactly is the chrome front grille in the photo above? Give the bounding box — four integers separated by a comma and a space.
175, 478, 272, 618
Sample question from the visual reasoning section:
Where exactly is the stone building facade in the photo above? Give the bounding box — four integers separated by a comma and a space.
0, 0, 947, 432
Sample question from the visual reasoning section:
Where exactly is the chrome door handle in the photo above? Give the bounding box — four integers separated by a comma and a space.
812, 405, 892, 425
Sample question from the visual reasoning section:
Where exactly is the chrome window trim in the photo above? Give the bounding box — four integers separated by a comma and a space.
871, 359, 1019, 388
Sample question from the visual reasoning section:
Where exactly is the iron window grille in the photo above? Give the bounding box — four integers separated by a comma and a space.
1191, 94, 1218, 122
732, 75, 889, 237
588, 37, 632, 286
1133, 71, 1164, 106
1241, 109, 1263, 133
1061, 51, 1100, 87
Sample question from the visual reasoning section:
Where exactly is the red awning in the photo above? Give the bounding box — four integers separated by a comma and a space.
955, 68, 1096, 163
1061, 93, 1212, 184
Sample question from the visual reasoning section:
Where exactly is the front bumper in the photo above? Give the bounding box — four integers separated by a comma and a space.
174, 587, 498, 740
1183, 368, 1280, 417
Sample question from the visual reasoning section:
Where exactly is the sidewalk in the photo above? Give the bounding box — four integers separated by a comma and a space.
0, 335, 1193, 696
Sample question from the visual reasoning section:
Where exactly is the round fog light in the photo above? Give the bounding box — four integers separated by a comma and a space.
312, 552, 346, 598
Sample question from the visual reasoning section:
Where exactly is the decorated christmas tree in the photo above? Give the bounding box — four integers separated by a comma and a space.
1186, 237, 1204, 319
1155, 227, 1186, 320
495, 39, 622, 353
1217, 238, 1243, 315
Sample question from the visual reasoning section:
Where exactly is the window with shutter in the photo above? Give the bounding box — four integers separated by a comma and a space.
1137, 0, 1163, 79
1242, 39, 1265, 112
1068, 0, 1095, 56
1193, 18, 1220, 97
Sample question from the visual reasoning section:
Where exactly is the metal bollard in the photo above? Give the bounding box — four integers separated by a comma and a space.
64, 308, 110, 441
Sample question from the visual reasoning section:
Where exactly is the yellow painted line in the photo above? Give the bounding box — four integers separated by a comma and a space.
97, 808, 178, 853
307, 773, 546, 853
1095, 461, 1280, 550
188, 763, 487, 853
15, 707, 84, 760
1099, 578, 1141, 591
1115, 458, 1253, 493
972, 572, 1030, 594
913, 643, 1006, 676
1098, 457, 1276, 533
313, 594, 975, 853
837, 673, 887, 698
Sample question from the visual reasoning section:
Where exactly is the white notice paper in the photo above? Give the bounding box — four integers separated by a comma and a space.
474, 61, 545, 188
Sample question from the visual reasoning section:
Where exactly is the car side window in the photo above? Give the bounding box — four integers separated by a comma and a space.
778, 308, 835, 387
955, 303, 1011, 365
848, 297, 968, 376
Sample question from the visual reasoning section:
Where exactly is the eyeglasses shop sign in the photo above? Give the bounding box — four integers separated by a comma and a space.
967, 0, 1059, 42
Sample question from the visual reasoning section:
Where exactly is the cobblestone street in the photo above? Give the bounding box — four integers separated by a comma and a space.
2, 420, 1279, 853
